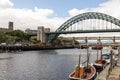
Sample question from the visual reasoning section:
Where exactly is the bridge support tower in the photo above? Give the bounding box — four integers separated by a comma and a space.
85, 37, 88, 44
113, 36, 116, 43
72, 37, 76, 46
97, 36, 101, 43
37, 26, 50, 43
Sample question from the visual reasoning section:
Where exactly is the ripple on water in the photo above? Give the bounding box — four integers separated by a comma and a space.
0, 49, 118, 80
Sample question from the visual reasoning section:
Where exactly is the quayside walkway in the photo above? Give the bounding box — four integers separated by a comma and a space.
98, 49, 120, 80
108, 55, 120, 80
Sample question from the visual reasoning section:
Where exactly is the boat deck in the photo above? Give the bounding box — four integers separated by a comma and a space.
70, 66, 96, 79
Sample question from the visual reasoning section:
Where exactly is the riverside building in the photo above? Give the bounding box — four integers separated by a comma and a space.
0, 22, 14, 32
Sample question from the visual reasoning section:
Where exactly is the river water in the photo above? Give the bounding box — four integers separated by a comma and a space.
0, 48, 118, 80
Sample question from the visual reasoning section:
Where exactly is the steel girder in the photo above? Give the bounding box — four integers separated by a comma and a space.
48, 12, 120, 42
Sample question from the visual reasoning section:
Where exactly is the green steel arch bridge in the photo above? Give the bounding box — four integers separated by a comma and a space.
28, 12, 120, 43
45, 12, 120, 43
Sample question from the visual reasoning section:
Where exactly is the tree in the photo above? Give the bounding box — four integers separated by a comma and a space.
0, 30, 7, 43
31, 38, 39, 44
6, 30, 30, 42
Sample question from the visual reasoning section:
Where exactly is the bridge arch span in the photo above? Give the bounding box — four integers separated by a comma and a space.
48, 12, 120, 42
56, 12, 120, 32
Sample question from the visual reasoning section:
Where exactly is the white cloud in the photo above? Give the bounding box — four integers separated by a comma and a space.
68, 0, 120, 37
0, 0, 120, 34
0, 3, 67, 31
34, 7, 54, 17
68, 8, 89, 16
68, 0, 120, 19
0, 0, 13, 9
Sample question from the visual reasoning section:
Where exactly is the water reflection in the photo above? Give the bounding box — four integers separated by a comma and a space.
0, 49, 118, 80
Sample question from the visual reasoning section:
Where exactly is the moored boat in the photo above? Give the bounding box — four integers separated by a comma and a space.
92, 46, 103, 50
69, 64, 97, 80
69, 47, 97, 80
102, 53, 110, 64
93, 59, 107, 72
93, 43, 107, 72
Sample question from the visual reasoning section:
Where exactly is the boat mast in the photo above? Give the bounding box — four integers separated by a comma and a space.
87, 43, 89, 67
100, 42, 102, 60
97, 42, 98, 61
78, 54, 81, 78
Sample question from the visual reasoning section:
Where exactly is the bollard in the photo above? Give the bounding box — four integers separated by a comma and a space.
119, 75, 120, 80
106, 74, 109, 80
110, 50, 113, 69
118, 48, 120, 55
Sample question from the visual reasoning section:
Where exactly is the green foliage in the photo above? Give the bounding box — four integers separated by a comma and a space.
0, 30, 7, 43
52, 38, 61, 45
63, 40, 72, 43
75, 40, 79, 44
31, 38, 39, 44
6, 30, 30, 41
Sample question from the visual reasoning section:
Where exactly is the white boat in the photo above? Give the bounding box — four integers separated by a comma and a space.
102, 54, 110, 64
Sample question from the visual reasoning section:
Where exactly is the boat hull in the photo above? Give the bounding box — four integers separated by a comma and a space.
69, 65, 97, 80
93, 64, 103, 72
68, 72, 97, 80
93, 60, 107, 72
92, 46, 103, 50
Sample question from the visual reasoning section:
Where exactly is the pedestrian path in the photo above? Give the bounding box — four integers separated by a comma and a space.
108, 55, 120, 80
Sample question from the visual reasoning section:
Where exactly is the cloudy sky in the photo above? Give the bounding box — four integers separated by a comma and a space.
0, 0, 120, 32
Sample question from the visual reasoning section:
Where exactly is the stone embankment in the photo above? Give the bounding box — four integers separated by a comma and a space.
108, 55, 120, 80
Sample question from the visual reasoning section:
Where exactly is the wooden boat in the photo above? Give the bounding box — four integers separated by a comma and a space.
93, 43, 107, 72
93, 59, 107, 72
92, 46, 103, 50
69, 64, 97, 80
69, 48, 97, 80
80, 45, 89, 49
